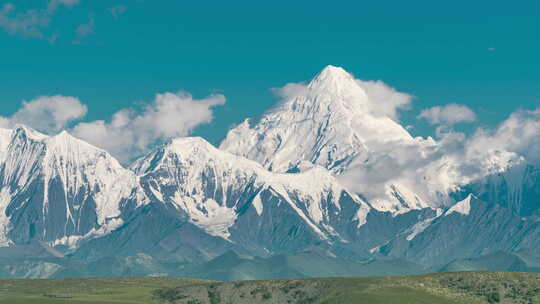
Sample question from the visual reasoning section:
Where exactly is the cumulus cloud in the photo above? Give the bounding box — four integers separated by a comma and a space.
468, 108, 540, 165
0, 96, 87, 133
72, 92, 226, 162
0, 0, 80, 40
356, 80, 412, 120
418, 103, 476, 125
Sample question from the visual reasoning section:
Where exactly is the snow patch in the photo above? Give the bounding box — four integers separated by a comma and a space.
355, 203, 370, 227
0, 187, 12, 247
172, 195, 238, 240
406, 209, 443, 241
445, 194, 474, 216
252, 192, 264, 216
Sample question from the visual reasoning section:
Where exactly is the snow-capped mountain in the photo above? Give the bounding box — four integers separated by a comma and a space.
0, 125, 142, 248
221, 65, 413, 174
220, 65, 440, 214
73, 135, 433, 264
0, 65, 539, 278
130, 137, 372, 255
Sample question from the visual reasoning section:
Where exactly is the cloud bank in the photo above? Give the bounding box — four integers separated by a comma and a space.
72, 92, 226, 162
468, 108, 540, 165
1, 91, 226, 163
340, 106, 540, 209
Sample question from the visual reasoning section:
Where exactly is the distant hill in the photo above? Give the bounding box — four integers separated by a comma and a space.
177, 249, 424, 281
4, 246, 540, 280
439, 250, 540, 273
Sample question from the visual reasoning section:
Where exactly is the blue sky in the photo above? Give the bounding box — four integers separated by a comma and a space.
1, 0, 539, 147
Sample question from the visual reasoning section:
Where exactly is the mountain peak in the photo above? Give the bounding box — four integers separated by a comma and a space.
312, 65, 353, 83
42, 130, 119, 165
56, 130, 70, 137
221, 64, 412, 174
132, 136, 226, 175
13, 124, 48, 141
166, 136, 219, 156
169, 136, 212, 148
48, 130, 78, 145
48, 129, 91, 146
307, 65, 364, 97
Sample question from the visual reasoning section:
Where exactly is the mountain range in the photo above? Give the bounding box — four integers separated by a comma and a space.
0, 65, 539, 279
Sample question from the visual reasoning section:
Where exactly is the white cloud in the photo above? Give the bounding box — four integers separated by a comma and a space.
0, 0, 81, 41
271, 82, 307, 101
1, 91, 225, 164
468, 108, 540, 165
418, 103, 476, 125
0, 96, 87, 133
356, 79, 412, 120
72, 92, 226, 162
339, 134, 459, 208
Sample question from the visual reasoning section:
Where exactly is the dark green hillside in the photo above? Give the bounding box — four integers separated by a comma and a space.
440, 251, 540, 273
156, 272, 540, 304
178, 250, 424, 281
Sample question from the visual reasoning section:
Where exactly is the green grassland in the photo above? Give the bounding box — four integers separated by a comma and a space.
0, 277, 208, 304
1, 272, 539, 304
